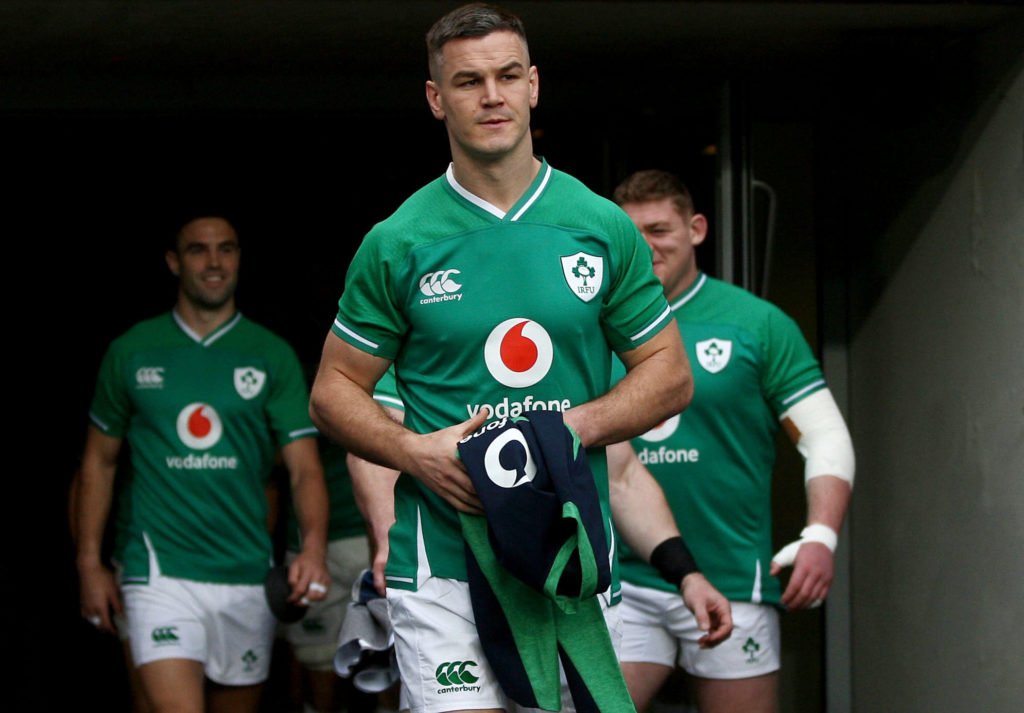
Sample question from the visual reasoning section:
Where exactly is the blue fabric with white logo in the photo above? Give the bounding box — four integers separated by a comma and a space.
456, 412, 634, 713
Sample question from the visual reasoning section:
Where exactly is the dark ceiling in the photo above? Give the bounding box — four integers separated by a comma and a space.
3, 1, 1021, 112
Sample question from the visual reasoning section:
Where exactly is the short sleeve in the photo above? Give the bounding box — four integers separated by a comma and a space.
331, 229, 408, 359
760, 308, 826, 414
601, 216, 672, 353
265, 342, 319, 446
88, 342, 132, 438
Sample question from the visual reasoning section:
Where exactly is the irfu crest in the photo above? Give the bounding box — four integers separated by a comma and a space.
695, 339, 732, 374
234, 367, 267, 400
560, 252, 604, 303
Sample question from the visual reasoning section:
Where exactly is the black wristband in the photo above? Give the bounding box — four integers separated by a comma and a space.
649, 536, 700, 587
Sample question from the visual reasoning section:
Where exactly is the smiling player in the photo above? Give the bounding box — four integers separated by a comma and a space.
74, 216, 329, 713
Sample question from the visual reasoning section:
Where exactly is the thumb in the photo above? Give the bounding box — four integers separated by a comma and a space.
458, 408, 489, 437
771, 539, 803, 571
694, 602, 711, 632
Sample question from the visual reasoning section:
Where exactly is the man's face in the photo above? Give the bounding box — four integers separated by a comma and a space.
426, 30, 538, 163
166, 217, 240, 311
620, 198, 707, 301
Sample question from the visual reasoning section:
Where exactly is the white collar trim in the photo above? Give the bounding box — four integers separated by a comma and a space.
445, 162, 552, 222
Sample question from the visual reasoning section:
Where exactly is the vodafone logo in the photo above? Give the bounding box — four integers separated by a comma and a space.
638, 413, 681, 443
484, 318, 553, 388
175, 403, 224, 450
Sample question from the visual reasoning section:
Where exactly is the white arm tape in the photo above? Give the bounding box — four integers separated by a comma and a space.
781, 388, 855, 487
771, 524, 838, 568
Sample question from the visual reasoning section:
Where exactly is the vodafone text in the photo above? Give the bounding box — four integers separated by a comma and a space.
165, 453, 239, 470
636, 446, 700, 465
466, 395, 571, 419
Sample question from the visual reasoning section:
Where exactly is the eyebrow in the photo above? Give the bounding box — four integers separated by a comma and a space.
450, 61, 525, 82
183, 239, 239, 250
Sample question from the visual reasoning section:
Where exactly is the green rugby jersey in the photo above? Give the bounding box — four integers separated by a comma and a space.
286, 367, 405, 551
90, 311, 317, 585
614, 273, 825, 605
331, 159, 672, 592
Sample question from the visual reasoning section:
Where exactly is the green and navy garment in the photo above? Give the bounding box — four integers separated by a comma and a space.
285, 366, 405, 552
613, 273, 826, 605
457, 412, 633, 713
89, 311, 318, 585
330, 159, 672, 593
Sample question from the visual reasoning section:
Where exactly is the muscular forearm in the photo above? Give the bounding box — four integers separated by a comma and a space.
75, 427, 120, 570
805, 475, 851, 533
284, 440, 330, 556
607, 441, 680, 562
565, 324, 691, 448
348, 453, 399, 547
309, 336, 417, 472
347, 405, 403, 545
311, 378, 408, 469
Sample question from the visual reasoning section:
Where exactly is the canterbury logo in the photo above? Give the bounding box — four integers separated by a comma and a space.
135, 367, 165, 387
435, 660, 480, 686
419, 269, 462, 296
151, 626, 179, 643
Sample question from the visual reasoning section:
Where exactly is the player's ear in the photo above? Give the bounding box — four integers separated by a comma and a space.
165, 250, 181, 277
426, 80, 445, 120
689, 214, 709, 247
529, 66, 539, 108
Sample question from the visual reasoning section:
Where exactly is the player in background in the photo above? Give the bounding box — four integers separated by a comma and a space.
611, 170, 854, 713
75, 215, 329, 713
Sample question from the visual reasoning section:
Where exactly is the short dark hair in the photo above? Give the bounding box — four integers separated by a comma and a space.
426, 3, 528, 80
171, 215, 237, 252
613, 169, 696, 218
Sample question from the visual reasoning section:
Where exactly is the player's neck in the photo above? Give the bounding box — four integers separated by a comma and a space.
450, 146, 541, 213
174, 296, 237, 339
664, 268, 702, 303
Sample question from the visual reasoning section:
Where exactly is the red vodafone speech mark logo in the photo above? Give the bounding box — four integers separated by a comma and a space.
638, 413, 681, 443
484, 318, 553, 388
176, 403, 224, 450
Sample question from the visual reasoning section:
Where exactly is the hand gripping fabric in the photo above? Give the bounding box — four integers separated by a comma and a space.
334, 569, 398, 693
457, 411, 636, 713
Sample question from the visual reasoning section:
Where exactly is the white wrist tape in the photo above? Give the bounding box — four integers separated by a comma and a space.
771, 524, 838, 568
781, 389, 855, 487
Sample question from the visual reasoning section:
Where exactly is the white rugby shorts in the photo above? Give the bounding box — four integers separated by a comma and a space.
387, 576, 622, 713
121, 549, 276, 685
618, 580, 780, 679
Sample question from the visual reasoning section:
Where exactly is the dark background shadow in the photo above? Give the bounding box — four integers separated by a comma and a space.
6, 2, 1022, 710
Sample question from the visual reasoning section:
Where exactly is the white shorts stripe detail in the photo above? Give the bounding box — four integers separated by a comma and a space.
384, 575, 415, 584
